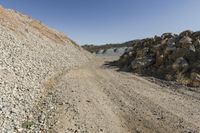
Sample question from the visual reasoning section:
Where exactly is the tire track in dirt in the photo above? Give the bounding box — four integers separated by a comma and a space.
51, 56, 200, 133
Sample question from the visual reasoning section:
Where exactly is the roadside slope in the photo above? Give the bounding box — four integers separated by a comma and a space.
0, 6, 90, 132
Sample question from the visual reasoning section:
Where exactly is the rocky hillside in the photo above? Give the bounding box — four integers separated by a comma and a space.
117, 30, 200, 87
0, 6, 90, 132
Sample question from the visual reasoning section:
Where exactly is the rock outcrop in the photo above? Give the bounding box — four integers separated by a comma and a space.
118, 30, 200, 87
0, 6, 90, 132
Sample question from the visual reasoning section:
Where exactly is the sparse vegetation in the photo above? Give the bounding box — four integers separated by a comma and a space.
22, 121, 34, 129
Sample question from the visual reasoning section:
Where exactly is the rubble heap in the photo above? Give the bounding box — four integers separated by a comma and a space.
0, 6, 90, 132
118, 30, 200, 87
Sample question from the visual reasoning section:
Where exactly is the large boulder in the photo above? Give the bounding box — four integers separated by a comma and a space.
136, 48, 150, 58
192, 31, 200, 39
172, 57, 189, 73
179, 30, 194, 37
161, 33, 175, 39
179, 36, 192, 48
167, 38, 177, 45
131, 57, 155, 70
169, 48, 189, 60
165, 45, 176, 54
190, 72, 200, 87
194, 39, 200, 49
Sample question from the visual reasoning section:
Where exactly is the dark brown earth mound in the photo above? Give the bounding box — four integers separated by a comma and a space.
117, 30, 200, 87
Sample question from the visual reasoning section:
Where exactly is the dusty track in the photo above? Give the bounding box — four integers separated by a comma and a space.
51, 56, 200, 133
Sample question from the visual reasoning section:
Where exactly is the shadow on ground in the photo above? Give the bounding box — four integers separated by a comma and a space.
103, 59, 200, 100
103, 60, 132, 72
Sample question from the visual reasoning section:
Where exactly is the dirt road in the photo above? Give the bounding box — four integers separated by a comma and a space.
50, 56, 200, 133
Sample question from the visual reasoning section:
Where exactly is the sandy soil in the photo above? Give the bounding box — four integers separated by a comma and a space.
50, 56, 200, 133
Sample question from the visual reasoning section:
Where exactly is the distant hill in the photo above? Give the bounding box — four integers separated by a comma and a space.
82, 40, 139, 53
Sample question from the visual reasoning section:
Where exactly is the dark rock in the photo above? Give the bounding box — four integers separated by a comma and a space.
131, 57, 155, 70
194, 39, 200, 49
136, 48, 150, 58
172, 57, 189, 73
155, 54, 164, 66
167, 38, 176, 45
169, 48, 189, 60
116, 30, 200, 87
190, 72, 200, 87
161, 33, 175, 39
179, 36, 192, 48
192, 31, 200, 39
179, 30, 194, 37
165, 45, 176, 54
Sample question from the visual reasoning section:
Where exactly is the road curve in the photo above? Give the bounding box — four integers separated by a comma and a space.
50, 56, 200, 133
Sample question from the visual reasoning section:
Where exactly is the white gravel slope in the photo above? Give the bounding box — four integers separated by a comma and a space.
0, 6, 90, 132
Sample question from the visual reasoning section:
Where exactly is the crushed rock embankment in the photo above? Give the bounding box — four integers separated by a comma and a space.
0, 6, 90, 132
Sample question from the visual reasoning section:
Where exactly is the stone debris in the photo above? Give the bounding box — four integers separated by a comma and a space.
118, 30, 200, 87
0, 6, 90, 132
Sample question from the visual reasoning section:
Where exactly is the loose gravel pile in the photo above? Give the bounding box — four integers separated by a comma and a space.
118, 30, 200, 87
0, 6, 90, 132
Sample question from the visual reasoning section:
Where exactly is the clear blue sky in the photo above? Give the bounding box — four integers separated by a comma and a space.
0, 0, 200, 45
